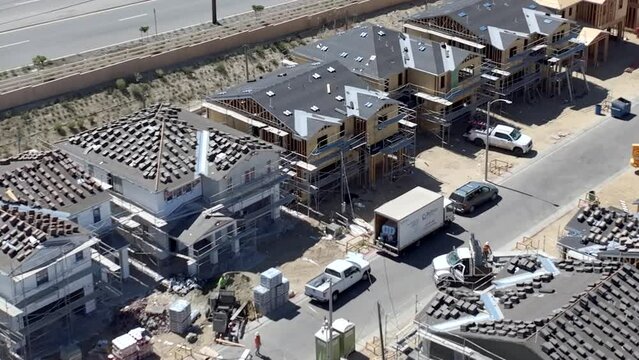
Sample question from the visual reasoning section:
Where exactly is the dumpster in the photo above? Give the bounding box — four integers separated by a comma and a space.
332, 318, 356, 357
611, 97, 631, 119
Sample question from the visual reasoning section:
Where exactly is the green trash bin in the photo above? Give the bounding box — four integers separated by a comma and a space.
332, 318, 356, 357
315, 325, 341, 360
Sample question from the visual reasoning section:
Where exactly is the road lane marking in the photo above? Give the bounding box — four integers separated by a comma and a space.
118, 13, 148, 22
0, 0, 155, 35
14, 0, 40, 6
13, 0, 40, 6
0, 39, 29, 49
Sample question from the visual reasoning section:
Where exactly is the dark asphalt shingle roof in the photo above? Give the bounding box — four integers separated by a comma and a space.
293, 25, 473, 78
167, 209, 234, 246
57, 104, 276, 192
0, 150, 109, 214
0, 204, 85, 273
409, 0, 566, 50
206, 61, 400, 139
558, 205, 639, 259
417, 256, 639, 360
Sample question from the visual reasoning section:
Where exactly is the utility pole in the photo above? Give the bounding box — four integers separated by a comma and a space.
484, 98, 512, 181
16, 127, 22, 153
377, 301, 386, 360
328, 280, 333, 360
211, 0, 218, 24
244, 45, 250, 82
153, 8, 158, 36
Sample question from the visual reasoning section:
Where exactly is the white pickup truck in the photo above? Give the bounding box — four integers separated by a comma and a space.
304, 254, 371, 302
464, 124, 533, 155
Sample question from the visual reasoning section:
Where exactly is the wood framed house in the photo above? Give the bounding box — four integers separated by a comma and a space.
203, 61, 417, 209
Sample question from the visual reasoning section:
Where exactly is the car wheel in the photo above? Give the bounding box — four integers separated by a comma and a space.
513, 147, 523, 156
363, 270, 371, 281
474, 138, 484, 147
332, 291, 339, 302
468, 205, 475, 213
491, 193, 498, 201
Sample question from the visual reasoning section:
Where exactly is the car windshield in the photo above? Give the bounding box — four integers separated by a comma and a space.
450, 192, 465, 202
446, 251, 460, 266
510, 129, 522, 140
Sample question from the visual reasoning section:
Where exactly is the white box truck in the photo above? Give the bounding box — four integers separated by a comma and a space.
374, 187, 455, 256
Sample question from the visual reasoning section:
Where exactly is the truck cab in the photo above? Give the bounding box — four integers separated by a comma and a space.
432, 248, 473, 289
432, 234, 494, 290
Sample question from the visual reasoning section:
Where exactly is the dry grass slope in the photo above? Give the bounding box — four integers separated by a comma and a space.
0, 2, 424, 157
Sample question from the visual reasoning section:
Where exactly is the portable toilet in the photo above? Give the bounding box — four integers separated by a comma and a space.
314, 325, 341, 360
611, 97, 631, 119
332, 318, 356, 357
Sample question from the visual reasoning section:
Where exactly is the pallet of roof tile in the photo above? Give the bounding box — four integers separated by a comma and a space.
260, 268, 282, 289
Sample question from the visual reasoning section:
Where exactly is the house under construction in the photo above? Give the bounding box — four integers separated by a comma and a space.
203, 61, 417, 211
405, 0, 588, 106
292, 24, 484, 143
57, 104, 292, 279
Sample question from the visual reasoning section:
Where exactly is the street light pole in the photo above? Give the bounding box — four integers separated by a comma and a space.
153, 8, 158, 36
484, 98, 512, 181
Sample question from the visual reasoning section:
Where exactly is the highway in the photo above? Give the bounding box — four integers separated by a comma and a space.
217, 103, 639, 359
0, 0, 294, 70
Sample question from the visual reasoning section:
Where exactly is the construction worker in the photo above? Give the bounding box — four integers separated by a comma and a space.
482, 241, 492, 262
254, 332, 262, 357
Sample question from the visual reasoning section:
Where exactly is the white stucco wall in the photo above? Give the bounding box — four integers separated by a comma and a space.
72, 201, 112, 234
12, 244, 93, 305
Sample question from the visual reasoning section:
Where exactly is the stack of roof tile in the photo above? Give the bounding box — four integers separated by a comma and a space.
0, 205, 80, 262
0, 150, 104, 211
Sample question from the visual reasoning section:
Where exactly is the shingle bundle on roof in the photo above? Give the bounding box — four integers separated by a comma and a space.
0, 205, 80, 262
60, 103, 274, 190
0, 150, 105, 212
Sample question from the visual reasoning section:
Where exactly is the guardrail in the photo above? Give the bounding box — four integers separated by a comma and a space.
0, 0, 412, 110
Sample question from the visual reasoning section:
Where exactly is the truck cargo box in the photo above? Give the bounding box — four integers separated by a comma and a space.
374, 187, 445, 255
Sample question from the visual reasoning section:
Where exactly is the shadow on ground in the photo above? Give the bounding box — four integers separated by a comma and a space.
456, 195, 504, 219
587, 39, 639, 81
390, 229, 465, 270
495, 81, 608, 127
252, 212, 323, 274
263, 301, 302, 321
319, 167, 445, 223
309, 274, 378, 311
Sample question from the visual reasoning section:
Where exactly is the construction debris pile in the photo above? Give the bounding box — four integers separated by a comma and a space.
209, 290, 250, 344
116, 298, 170, 335
253, 268, 290, 316
167, 276, 202, 296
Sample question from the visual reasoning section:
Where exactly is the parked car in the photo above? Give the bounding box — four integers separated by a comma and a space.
304, 253, 370, 302
449, 181, 499, 214
464, 123, 533, 156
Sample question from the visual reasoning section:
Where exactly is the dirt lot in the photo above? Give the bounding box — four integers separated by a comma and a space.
522, 168, 639, 257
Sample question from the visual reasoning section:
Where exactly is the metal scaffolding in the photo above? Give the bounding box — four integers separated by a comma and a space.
0, 234, 123, 360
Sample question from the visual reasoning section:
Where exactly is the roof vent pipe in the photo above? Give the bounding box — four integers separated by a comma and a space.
327, 83, 331, 94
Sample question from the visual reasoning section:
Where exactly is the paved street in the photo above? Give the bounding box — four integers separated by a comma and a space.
0, 0, 294, 69
218, 104, 639, 359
